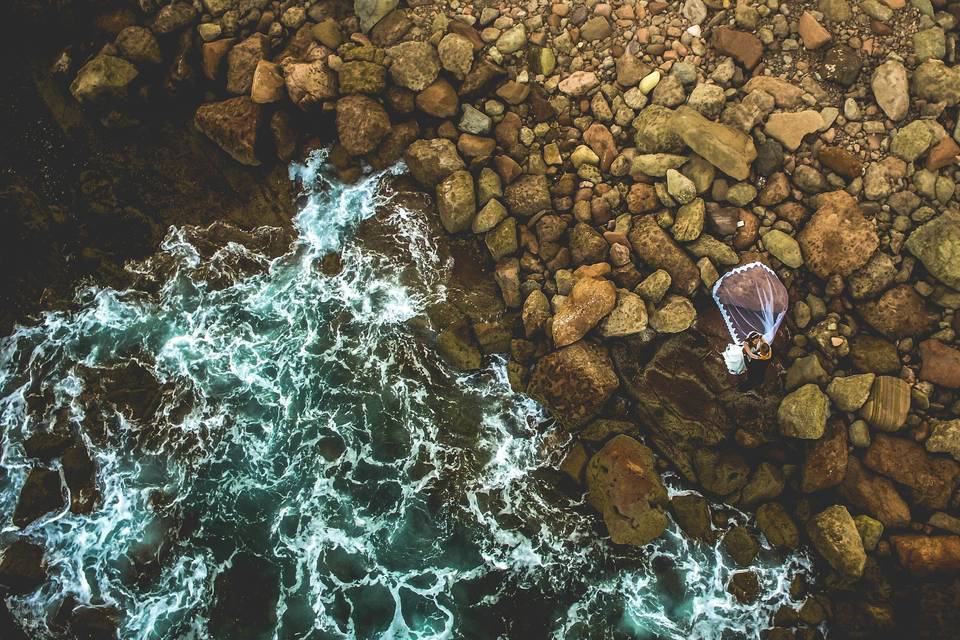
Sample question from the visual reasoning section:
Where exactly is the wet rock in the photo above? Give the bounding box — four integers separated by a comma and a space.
194, 96, 262, 166
756, 502, 800, 550
671, 493, 713, 542
435, 170, 475, 234
806, 505, 866, 578
871, 59, 909, 121
802, 420, 848, 492
859, 284, 938, 340
62, 445, 98, 515
336, 95, 390, 157
250, 61, 285, 104
437, 324, 481, 371
13, 467, 64, 528
527, 342, 618, 430
890, 535, 960, 576
859, 375, 910, 432
797, 190, 878, 279
388, 41, 440, 91
586, 435, 669, 546
521, 290, 550, 338
600, 289, 648, 338
827, 373, 874, 412
711, 27, 763, 70
692, 448, 749, 496
925, 420, 960, 462
728, 570, 761, 604
671, 106, 757, 180
634, 269, 671, 303
552, 277, 617, 347
115, 26, 162, 66
864, 433, 960, 510
283, 59, 337, 110
0, 540, 45, 594
403, 138, 464, 186
778, 384, 829, 440
69, 55, 138, 104
355, 0, 398, 32
628, 216, 699, 296
504, 175, 551, 217
226, 34, 268, 95
723, 525, 759, 566
649, 295, 696, 333
905, 210, 960, 291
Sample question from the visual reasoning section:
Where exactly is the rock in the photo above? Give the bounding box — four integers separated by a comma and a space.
890, 120, 935, 162
723, 525, 760, 566
336, 95, 390, 157
890, 535, 960, 576
355, 0, 398, 32
403, 138, 465, 186
226, 34, 268, 95
864, 433, 960, 510
743, 76, 805, 108
0, 540, 45, 595
672, 198, 704, 241
69, 55, 138, 104
559, 71, 599, 96
600, 289, 648, 338
859, 375, 910, 432
527, 342, 619, 430
926, 420, 960, 462
586, 435, 670, 546
859, 284, 938, 339
764, 111, 823, 151
778, 384, 829, 440
671, 106, 757, 180
628, 216, 699, 295
435, 170, 475, 234
905, 210, 960, 290
485, 217, 517, 261
649, 295, 696, 333
785, 354, 829, 391
756, 502, 800, 550
495, 24, 526, 54
850, 335, 900, 374
802, 421, 848, 492
912, 59, 960, 106
616, 52, 651, 87
871, 60, 909, 121
827, 373, 875, 412
152, 2, 196, 33
847, 252, 896, 299
806, 505, 866, 578
822, 44, 861, 87
250, 60, 285, 103
495, 259, 521, 308
633, 105, 684, 153
388, 41, 440, 91
635, 270, 671, 303
818, 146, 863, 178
914, 27, 946, 61
283, 59, 337, 111
799, 11, 832, 49
839, 457, 911, 528
581, 16, 612, 41
415, 78, 458, 118
797, 190, 878, 278
681, 0, 708, 24
312, 18, 343, 49
504, 174, 551, 216
631, 154, 688, 177
920, 340, 960, 388
687, 83, 725, 119
553, 278, 618, 347
195, 97, 262, 166
711, 27, 763, 70
521, 289, 550, 338
693, 448, 749, 496
728, 571, 761, 605
666, 169, 696, 204
338, 60, 387, 95
438, 33, 473, 80
13, 467, 64, 528
763, 230, 803, 268
671, 494, 713, 541
115, 26, 162, 65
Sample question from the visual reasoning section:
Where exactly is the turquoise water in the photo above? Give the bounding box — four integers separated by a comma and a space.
0, 152, 810, 639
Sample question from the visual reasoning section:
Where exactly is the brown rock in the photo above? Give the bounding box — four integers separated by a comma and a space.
863, 433, 960, 510
283, 60, 337, 110
859, 375, 911, 432
12, 467, 64, 528
797, 190, 879, 278
586, 435, 670, 546
250, 60, 285, 103
369, 120, 419, 170
226, 33, 269, 95
920, 340, 960, 388
839, 457, 911, 528
742, 76, 805, 108
711, 27, 763, 69
527, 341, 619, 430
764, 110, 824, 151
335, 95, 391, 157
584, 123, 617, 171
818, 146, 863, 178
627, 183, 658, 214
552, 278, 617, 347
403, 138, 465, 186
628, 216, 699, 295
925, 135, 960, 171
202, 38, 235, 82
495, 80, 529, 105
806, 505, 866, 578
802, 420, 848, 492
798, 11, 832, 49
890, 535, 960, 576
415, 78, 458, 117
859, 284, 938, 339
194, 96, 262, 166
504, 174, 551, 216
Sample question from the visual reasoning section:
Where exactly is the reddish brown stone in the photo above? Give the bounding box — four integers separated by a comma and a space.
818, 146, 863, 178
798, 190, 879, 278
194, 96, 262, 166
628, 216, 699, 295
920, 340, 960, 388
201, 38, 235, 82
626, 183, 658, 214
527, 342, 619, 430
925, 136, 960, 171
891, 535, 960, 576
863, 433, 960, 510
457, 133, 495, 158
801, 420, 848, 492
711, 27, 763, 69
335, 95, 391, 156
838, 457, 911, 528
415, 78, 458, 118
859, 284, 938, 340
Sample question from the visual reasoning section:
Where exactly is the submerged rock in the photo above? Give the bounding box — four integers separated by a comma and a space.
0, 540, 46, 594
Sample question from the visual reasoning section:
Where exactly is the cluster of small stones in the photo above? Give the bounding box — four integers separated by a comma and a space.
6, 0, 960, 637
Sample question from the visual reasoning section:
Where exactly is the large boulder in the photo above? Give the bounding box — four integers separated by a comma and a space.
905, 210, 960, 291
806, 505, 867, 578
890, 535, 960, 576
195, 96, 263, 166
586, 435, 670, 546
778, 384, 829, 440
0, 540, 46, 594
801, 420, 848, 492
858, 284, 938, 339
335, 95, 391, 156
283, 60, 338, 110
838, 457, 911, 528
388, 41, 440, 91
527, 342, 619, 430
552, 277, 617, 347
226, 33, 269, 95
797, 190, 879, 278
13, 467, 64, 528
864, 433, 960, 509
403, 139, 465, 186
628, 216, 699, 295
670, 105, 757, 180
69, 55, 138, 104
435, 170, 475, 234
504, 174, 551, 217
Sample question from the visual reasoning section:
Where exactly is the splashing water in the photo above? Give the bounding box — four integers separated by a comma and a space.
0, 152, 812, 639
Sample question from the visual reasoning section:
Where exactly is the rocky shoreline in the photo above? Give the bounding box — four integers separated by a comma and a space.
4, 0, 960, 637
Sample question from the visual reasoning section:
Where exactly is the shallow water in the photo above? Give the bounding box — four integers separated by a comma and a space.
0, 152, 811, 639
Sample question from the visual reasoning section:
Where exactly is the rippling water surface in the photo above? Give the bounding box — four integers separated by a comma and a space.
1, 152, 811, 639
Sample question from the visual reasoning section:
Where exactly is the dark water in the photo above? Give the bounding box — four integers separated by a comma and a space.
0, 152, 811, 639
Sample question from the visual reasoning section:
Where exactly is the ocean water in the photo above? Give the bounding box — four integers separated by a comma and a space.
0, 152, 812, 639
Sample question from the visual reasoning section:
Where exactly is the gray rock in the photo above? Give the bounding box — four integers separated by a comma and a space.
355, 0, 398, 32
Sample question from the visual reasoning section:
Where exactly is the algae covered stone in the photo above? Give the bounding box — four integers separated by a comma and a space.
778, 384, 829, 439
